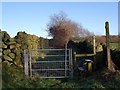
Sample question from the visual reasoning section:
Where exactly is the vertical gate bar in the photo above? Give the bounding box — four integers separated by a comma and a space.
24, 50, 28, 76
70, 49, 73, 77
24, 50, 26, 75
27, 53, 29, 76
29, 50, 32, 76
68, 49, 71, 77
69, 49, 71, 77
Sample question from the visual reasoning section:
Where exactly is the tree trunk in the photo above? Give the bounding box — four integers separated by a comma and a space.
105, 21, 116, 73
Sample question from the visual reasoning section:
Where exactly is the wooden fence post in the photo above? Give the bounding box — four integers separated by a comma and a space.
93, 35, 96, 70
93, 35, 96, 55
105, 21, 116, 73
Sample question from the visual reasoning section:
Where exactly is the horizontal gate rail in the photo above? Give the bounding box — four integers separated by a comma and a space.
38, 76, 70, 79
31, 60, 69, 62
31, 69, 69, 71
30, 49, 69, 51
31, 61, 67, 63
31, 55, 69, 57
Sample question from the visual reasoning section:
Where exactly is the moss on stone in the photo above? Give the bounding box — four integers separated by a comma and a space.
2, 42, 7, 49
3, 55, 13, 61
3, 49, 11, 55
8, 53, 15, 59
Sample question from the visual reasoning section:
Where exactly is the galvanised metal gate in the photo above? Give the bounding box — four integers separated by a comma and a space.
24, 49, 73, 78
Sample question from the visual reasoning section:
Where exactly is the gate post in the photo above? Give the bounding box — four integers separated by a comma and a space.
65, 43, 67, 77
24, 50, 29, 76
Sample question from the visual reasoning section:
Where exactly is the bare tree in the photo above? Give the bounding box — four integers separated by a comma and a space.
47, 12, 78, 48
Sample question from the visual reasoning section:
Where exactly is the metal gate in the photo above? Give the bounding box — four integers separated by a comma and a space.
24, 49, 73, 78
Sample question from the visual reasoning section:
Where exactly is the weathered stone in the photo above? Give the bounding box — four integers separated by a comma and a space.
3, 49, 11, 55
8, 53, 15, 59
9, 38, 15, 42
9, 44, 15, 49
2, 31, 10, 42
3, 55, 13, 61
2, 42, 7, 49
6, 41, 16, 45
0, 52, 2, 56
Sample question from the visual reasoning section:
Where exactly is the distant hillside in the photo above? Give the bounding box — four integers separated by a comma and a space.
95, 35, 120, 43
71, 35, 120, 44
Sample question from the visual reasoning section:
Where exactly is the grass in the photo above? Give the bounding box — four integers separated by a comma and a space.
2, 47, 120, 89
110, 43, 120, 50
2, 61, 120, 89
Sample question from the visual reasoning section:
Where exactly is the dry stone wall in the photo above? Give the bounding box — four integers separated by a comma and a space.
1, 31, 49, 66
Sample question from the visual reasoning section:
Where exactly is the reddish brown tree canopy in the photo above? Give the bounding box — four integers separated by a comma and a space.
47, 12, 93, 48
47, 12, 76, 48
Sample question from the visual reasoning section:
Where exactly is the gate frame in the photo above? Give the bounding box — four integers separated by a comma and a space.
24, 48, 73, 78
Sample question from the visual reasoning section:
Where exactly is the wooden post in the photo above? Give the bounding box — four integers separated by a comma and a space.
93, 35, 96, 70
93, 35, 96, 55
74, 52, 76, 61
105, 21, 116, 73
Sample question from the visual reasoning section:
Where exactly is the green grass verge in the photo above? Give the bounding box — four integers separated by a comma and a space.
2, 61, 120, 89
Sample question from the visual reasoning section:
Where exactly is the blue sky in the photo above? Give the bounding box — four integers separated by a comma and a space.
2, 2, 118, 38
118, 2, 120, 35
